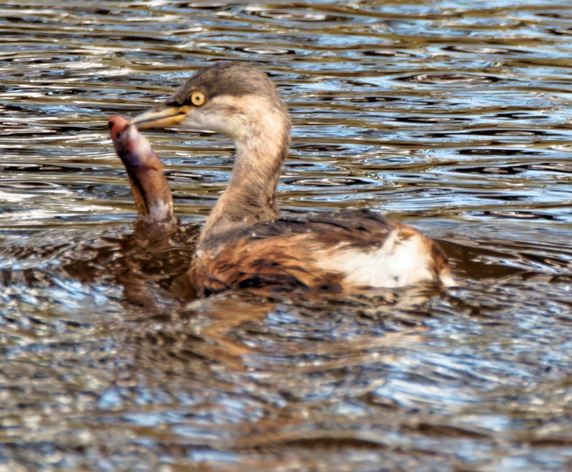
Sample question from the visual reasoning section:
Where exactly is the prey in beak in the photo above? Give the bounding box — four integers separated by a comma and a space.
108, 115, 175, 227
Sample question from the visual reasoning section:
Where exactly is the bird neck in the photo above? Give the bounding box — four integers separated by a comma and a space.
199, 106, 291, 248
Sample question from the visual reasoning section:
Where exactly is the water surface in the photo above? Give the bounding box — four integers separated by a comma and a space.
1, 1, 572, 470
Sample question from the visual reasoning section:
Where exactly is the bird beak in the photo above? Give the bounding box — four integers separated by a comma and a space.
129, 105, 191, 129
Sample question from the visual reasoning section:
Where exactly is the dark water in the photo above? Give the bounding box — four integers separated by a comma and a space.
1, 1, 572, 470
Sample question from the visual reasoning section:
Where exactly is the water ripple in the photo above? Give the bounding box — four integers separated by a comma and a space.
1, 1, 572, 470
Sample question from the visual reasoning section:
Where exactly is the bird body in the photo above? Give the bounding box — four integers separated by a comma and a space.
190, 209, 452, 296
130, 62, 454, 295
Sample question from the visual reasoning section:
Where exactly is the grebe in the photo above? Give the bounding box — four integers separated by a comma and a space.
130, 62, 454, 296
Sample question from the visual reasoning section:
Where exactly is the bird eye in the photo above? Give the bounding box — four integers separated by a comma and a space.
190, 92, 206, 106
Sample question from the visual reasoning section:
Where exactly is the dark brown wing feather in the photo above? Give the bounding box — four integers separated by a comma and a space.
200, 209, 395, 251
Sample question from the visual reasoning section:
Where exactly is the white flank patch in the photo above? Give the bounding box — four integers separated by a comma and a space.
319, 230, 435, 288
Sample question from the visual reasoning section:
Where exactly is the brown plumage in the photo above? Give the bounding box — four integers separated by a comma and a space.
191, 210, 450, 296
130, 62, 455, 296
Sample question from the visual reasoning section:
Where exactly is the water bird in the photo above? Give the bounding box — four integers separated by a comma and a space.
129, 62, 454, 296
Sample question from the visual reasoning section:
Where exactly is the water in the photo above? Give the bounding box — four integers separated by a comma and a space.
1, 1, 572, 470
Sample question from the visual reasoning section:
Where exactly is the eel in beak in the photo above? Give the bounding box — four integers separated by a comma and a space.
108, 115, 175, 228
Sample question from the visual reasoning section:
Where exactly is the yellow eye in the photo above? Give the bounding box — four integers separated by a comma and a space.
190, 91, 206, 106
